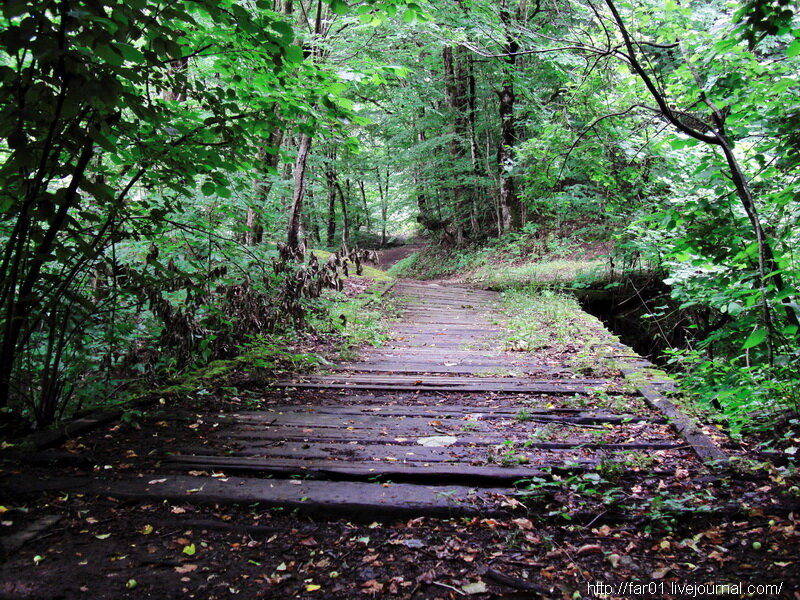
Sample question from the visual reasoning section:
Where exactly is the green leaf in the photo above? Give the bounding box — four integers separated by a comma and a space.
95, 44, 124, 66
330, 0, 348, 15
113, 43, 146, 64
284, 45, 304, 65
742, 328, 767, 350
89, 128, 117, 152
726, 302, 743, 317
183, 543, 196, 556
402, 8, 416, 23
787, 39, 800, 58
201, 181, 215, 196
271, 21, 294, 45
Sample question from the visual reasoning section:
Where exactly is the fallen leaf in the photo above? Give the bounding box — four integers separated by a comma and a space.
361, 580, 384, 594
183, 544, 196, 556
576, 544, 603, 556
175, 564, 198, 574
595, 525, 613, 537
300, 536, 318, 547
512, 518, 533, 530
462, 581, 488, 594
362, 554, 380, 563
651, 566, 671, 579
305, 584, 321, 592
140, 524, 154, 535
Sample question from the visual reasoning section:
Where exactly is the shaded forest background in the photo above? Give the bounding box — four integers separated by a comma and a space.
1, 0, 798, 441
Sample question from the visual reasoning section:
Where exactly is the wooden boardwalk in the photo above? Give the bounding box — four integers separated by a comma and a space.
2, 280, 727, 519
148, 280, 726, 517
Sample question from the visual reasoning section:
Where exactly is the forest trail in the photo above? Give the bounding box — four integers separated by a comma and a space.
30, 279, 723, 519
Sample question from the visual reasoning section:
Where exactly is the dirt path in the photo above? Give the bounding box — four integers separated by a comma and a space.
1, 280, 798, 599
374, 243, 425, 269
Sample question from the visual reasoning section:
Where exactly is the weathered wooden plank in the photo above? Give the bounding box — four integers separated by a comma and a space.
330, 364, 569, 375
176, 438, 683, 462
270, 382, 613, 393
234, 405, 649, 419
0, 515, 62, 554
218, 428, 681, 449
617, 363, 729, 467
391, 325, 501, 334
0, 475, 513, 520
281, 374, 610, 385
230, 407, 653, 425
164, 455, 599, 484
394, 300, 494, 308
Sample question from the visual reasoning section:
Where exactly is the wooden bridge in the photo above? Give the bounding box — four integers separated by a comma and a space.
27, 279, 724, 519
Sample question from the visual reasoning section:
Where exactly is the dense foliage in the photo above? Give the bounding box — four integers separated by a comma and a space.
1, 0, 798, 435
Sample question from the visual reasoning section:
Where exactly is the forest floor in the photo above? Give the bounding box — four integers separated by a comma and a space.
1, 271, 799, 599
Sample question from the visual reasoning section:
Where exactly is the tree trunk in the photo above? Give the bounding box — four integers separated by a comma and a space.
306, 185, 320, 244
442, 45, 472, 246
337, 176, 350, 253
359, 180, 371, 231
286, 133, 312, 251
498, 0, 521, 233
377, 167, 388, 247
466, 54, 482, 234
247, 129, 283, 245
326, 164, 337, 247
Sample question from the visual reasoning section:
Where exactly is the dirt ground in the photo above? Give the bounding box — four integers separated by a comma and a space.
374, 243, 425, 269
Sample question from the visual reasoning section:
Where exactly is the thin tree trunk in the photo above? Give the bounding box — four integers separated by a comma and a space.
326, 164, 337, 247
359, 180, 371, 231
336, 177, 350, 253
307, 185, 321, 244
498, 0, 521, 233
286, 133, 312, 251
247, 129, 283, 245
377, 167, 388, 247
466, 54, 481, 234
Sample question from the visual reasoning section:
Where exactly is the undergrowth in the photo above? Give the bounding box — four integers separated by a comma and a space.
390, 225, 610, 289
157, 275, 397, 397
498, 287, 623, 377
